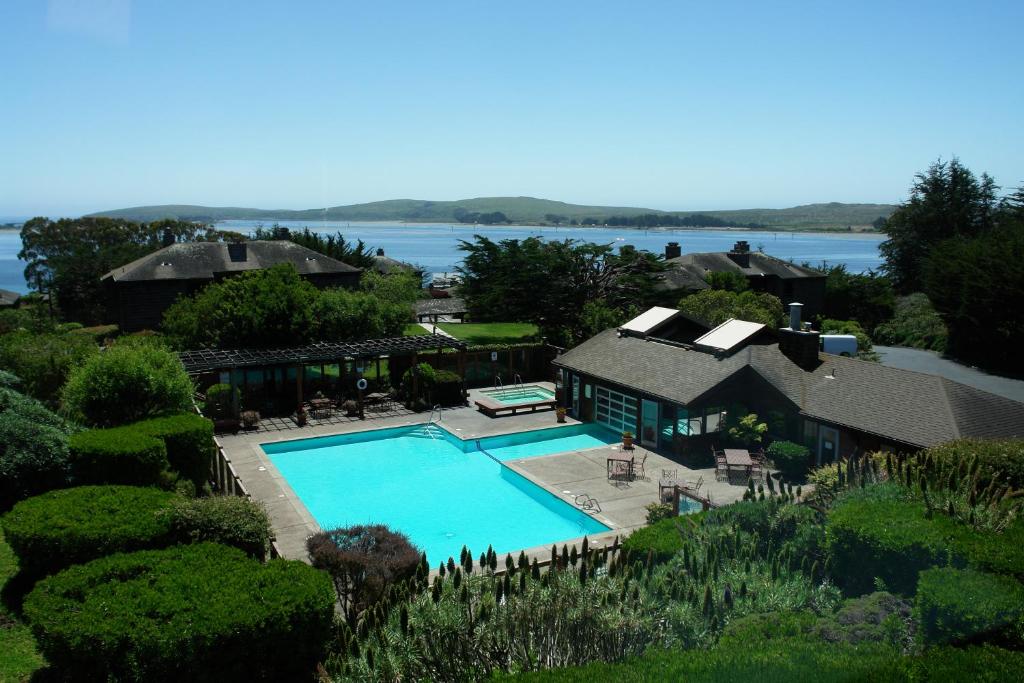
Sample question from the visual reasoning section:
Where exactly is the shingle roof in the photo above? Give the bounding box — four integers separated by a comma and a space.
372, 254, 418, 275
101, 241, 360, 282
554, 330, 1024, 448
0, 289, 21, 307
658, 251, 824, 291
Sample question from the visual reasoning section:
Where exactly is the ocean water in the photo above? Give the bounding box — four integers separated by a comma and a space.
263, 423, 614, 563
0, 221, 885, 294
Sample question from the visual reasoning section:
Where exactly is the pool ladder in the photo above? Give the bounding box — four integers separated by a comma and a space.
513, 373, 525, 398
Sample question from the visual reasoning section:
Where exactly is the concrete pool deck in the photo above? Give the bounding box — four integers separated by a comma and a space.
216, 392, 751, 564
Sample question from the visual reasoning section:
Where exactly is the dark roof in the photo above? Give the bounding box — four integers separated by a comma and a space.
0, 289, 21, 307
372, 254, 419, 275
554, 329, 1024, 448
178, 335, 466, 374
415, 297, 467, 316
102, 241, 360, 283
658, 251, 824, 291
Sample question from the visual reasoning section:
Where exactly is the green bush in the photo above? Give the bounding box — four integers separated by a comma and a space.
813, 592, 912, 646
24, 543, 335, 682
1, 485, 175, 578
873, 292, 948, 352
137, 414, 214, 488
952, 516, 1024, 579
61, 345, 194, 427
766, 440, 811, 481
161, 496, 271, 559
0, 331, 99, 406
925, 438, 1024, 490
621, 516, 695, 564
68, 426, 169, 486
915, 567, 1024, 647
204, 383, 237, 419
0, 387, 75, 511
826, 483, 964, 595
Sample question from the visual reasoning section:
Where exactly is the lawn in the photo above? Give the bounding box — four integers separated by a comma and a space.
436, 322, 539, 345
403, 324, 430, 336
0, 530, 44, 682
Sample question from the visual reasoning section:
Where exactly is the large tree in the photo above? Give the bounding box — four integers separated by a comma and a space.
250, 225, 376, 269
880, 158, 999, 293
819, 264, 895, 334
456, 236, 664, 345
678, 289, 785, 328
19, 217, 220, 324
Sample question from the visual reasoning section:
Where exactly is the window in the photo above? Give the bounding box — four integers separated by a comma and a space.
705, 406, 726, 433
595, 386, 637, 435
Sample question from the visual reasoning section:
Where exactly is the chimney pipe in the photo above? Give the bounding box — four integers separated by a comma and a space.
665, 241, 681, 259
376, 248, 385, 256
728, 240, 751, 268
788, 302, 803, 330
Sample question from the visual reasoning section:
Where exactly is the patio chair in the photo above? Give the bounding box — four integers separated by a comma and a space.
662, 468, 678, 481
633, 451, 648, 480
749, 461, 764, 483
715, 459, 728, 482
684, 475, 704, 493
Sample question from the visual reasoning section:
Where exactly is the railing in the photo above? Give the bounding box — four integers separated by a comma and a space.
513, 373, 525, 397
493, 374, 504, 396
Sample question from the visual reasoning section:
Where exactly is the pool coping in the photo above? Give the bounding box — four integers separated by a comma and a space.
219, 409, 647, 565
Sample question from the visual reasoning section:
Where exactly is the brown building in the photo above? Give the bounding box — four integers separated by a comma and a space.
658, 240, 826, 320
554, 304, 1024, 465
102, 240, 361, 332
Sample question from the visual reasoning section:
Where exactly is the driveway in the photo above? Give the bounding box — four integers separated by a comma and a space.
875, 346, 1024, 403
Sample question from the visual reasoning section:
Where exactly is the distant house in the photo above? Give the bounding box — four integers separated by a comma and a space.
102, 240, 361, 332
414, 297, 467, 323
0, 289, 21, 309
554, 304, 1024, 464
371, 248, 424, 282
658, 240, 826, 320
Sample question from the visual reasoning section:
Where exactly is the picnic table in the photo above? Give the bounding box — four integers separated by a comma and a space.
308, 397, 333, 418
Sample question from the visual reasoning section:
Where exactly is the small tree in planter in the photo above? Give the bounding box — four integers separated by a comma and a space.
727, 412, 767, 448
766, 440, 812, 481
240, 409, 260, 430
622, 431, 634, 450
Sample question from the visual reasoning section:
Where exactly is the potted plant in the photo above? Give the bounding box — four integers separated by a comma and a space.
240, 410, 260, 431
294, 406, 308, 426
343, 399, 360, 417
556, 406, 567, 423
622, 430, 634, 450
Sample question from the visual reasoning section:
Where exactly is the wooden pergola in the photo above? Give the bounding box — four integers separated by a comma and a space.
178, 335, 468, 416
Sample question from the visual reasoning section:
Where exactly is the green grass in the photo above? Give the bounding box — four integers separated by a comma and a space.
0, 530, 45, 682
403, 324, 430, 336
436, 322, 539, 345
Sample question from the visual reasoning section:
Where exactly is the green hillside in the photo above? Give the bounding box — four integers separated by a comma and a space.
87, 197, 896, 230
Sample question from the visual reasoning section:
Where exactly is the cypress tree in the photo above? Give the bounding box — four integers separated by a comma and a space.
460, 546, 468, 567
447, 556, 456, 575
495, 579, 504, 604
503, 573, 511, 597
400, 605, 409, 636
518, 550, 528, 570
531, 558, 541, 580
439, 562, 447, 578
570, 545, 579, 567
519, 572, 527, 594
740, 581, 747, 598
479, 552, 487, 571
582, 536, 590, 560
550, 545, 558, 568
506, 553, 514, 572
702, 584, 713, 618
453, 567, 462, 590
723, 584, 733, 609
561, 544, 570, 568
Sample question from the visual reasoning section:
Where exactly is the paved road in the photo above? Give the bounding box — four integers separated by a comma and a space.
875, 346, 1024, 403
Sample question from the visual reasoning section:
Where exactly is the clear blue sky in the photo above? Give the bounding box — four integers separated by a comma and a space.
1, 0, 1022, 217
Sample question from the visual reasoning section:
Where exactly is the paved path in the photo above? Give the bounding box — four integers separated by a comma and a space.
875, 346, 1024, 403
419, 322, 456, 338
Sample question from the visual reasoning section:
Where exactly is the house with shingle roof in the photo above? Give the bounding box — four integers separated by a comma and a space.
658, 240, 826, 319
101, 240, 361, 332
0, 288, 21, 309
553, 303, 1024, 465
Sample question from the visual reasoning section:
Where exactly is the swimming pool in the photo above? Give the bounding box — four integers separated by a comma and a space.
479, 385, 556, 406
262, 423, 617, 563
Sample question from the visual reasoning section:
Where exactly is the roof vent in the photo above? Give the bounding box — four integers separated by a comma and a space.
160, 261, 172, 267
305, 256, 316, 261
227, 242, 248, 262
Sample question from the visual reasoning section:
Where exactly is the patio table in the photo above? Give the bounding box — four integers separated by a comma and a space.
724, 449, 754, 481
309, 398, 333, 418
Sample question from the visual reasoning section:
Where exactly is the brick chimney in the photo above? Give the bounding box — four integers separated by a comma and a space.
727, 240, 751, 268
161, 227, 175, 248
778, 302, 821, 370
665, 241, 681, 259
227, 242, 248, 262
376, 248, 385, 256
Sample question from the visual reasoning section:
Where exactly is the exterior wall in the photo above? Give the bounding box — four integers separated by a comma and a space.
801, 416, 915, 466
747, 275, 825, 321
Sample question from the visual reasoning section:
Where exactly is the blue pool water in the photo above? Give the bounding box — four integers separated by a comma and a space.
262, 424, 616, 563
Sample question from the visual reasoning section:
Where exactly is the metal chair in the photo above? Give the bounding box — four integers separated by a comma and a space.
633, 451, 648, 480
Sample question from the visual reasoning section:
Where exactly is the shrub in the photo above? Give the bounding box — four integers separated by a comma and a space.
645, 502, 673, 524
0, 369, 21, 388
68, 426, 169, 486
1, 485, 175, 578
952, 516, 1024, 579
813, 592, 912, 647
0, 387, 75, 511
826, 483, 964, 595
24, 543, 335, 682
806, 463, 842, 506
621, 516, 693, 564
137, 414, 214, 488
307, 524, 420, 625
162, 496, 271, 559
766, 440, 811, 481
61, 345, 194, 427
204, 383, 237, 419
924, 438, 1024, 490
873, 292, 948, 352
0, 331, 98, 406
915, 567, 1024, 647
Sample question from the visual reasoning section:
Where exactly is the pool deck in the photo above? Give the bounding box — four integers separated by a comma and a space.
216, 387, 751, 565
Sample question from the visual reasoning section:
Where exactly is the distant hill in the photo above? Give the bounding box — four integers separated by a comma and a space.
87, 197, 896, 230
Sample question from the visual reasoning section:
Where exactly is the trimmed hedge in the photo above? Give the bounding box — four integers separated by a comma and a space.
67, 414, 215, 488
915, 567, 1024, 647
68, 426, 168, 486
24, 543, 335, 682
766, 440, 811, 481
137, 414, 214, 488
0, 387, 75, 511
825, 484, 964, 595
161, 496, 272, 559
1, 485, 175, 578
